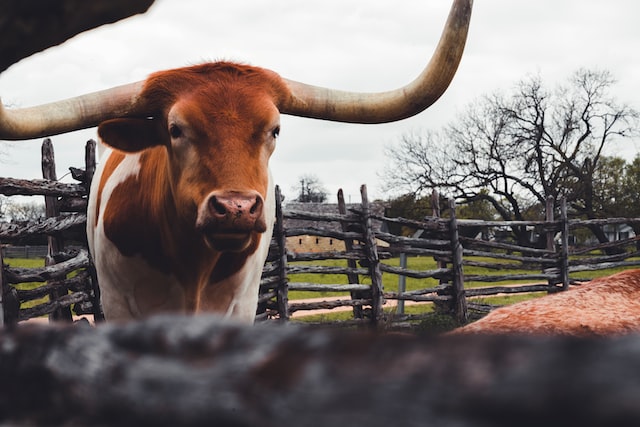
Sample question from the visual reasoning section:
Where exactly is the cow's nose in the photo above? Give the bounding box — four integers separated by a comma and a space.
206, 191, 266, 232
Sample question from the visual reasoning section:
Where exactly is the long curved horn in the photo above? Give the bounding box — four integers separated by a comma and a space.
0, 82, 145, 140
0, 0, 472, 140
282, 0, 473, 123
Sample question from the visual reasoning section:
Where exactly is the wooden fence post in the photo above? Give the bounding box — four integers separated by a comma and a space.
274, 185, 290, 320
42, 139, 72, 322
0, 243, 6, 326
0, 244, 21, 326
449, 198, 468, 324
0, 244, 3, 326
84, 139, 104, 322
338, 189, 364, 319
396, 252, 407, 315
559, 197, 570, 290
545, 196, 556, 291
85, 139, 96, 190
360, 185, 384, 326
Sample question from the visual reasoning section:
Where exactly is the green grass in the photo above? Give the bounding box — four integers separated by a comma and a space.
3, 257, 49, 309
289, 255, 640, 298
288, 255, 543, 300
287, 254, 640, 326
5, 257, 45, 269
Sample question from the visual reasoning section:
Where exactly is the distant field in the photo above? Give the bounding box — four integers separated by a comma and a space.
287, 255, 640, 322
287, 255, 639, 299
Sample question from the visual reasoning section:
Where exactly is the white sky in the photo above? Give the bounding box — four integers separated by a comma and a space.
1, 0, 639, 204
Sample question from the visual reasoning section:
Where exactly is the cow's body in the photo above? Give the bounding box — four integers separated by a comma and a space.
451, 269, 640, 336
87, 63, 284, 321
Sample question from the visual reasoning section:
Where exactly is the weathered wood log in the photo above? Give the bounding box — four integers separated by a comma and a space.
1, 316, 640, 426
42, 139, 73, 322
464, 283, 553, 297
4, 249, 89, 283
18, 291, 90, 320
0, 213, 86, 241
569, 250, 640, 266
289, 298, 371, 312
15, 271, 91, 301
371, 213, 447, 231
256, 290, 277, 304
571, 235, 640, 255
285, 227, 361, 240
338, 189, 366, 319
273, 186, 290, 319
57, 197, 88, 212
465, 272, 557, 283
287, 265, 369, 276
0, 0, 155, 72
260, 261, 281, 276
382, 245, 452, 258
259, 276, 280, 289
568, 217, 640, 227
288, 283, 371, 292
464, 258, 557, 269
568, 260, 640, 273
375, 231, 451, 248
457, 218, 560, 228
383, 293, 452, 302
0, 177, 85, 197
378, 264, 451, 280
287, 250, 366, 262
460, 237, 556, 255
391, 283, 450, 296
284, 209, 358, 223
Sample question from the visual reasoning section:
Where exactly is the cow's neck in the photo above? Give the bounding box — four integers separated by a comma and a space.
102, 147, 217, 283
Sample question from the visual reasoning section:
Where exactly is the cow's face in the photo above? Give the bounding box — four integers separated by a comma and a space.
166, 88, 280, 252
97, 66, 285, 253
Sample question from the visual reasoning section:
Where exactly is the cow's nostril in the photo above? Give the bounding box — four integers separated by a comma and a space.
249, 198, 258, 214
209, 196, 227, 216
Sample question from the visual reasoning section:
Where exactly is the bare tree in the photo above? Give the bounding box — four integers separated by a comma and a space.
382, 69, 639, 246
4, 199, 45, 222
293, 174, 328, 203
0, 195, 7, 220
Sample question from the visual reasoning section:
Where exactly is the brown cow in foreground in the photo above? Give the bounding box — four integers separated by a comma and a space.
0, 1, 473, 321
452, 269, 640, 336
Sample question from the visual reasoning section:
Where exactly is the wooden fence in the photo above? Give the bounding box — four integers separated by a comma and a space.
3, 140, 640, 327
0, 139, 101, 325
1, 245, 48, 259
258, 188, 640, 326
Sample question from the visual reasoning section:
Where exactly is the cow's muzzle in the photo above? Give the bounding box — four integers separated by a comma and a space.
196, 190, 266, 252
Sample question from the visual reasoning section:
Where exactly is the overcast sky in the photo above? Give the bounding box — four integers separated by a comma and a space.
1, 0, 639, 203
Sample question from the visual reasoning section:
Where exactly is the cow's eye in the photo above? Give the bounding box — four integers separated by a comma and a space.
271, 126, 280, 139
169, 124, 182, 139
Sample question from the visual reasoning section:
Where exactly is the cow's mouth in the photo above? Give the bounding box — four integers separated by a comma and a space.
204, 231, 252, 252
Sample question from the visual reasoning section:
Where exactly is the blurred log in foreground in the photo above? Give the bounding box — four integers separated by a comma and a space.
0, 315, 639, 426
0, 0, 155, 72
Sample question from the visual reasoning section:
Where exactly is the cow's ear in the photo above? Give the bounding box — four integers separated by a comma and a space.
98, 118, 166, 153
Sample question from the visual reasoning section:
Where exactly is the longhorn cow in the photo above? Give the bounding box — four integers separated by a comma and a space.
0, 1, 473, 321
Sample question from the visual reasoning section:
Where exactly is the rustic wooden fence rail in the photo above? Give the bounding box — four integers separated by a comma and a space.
257, 190, 640, 327
0, 139, 101, 326
3, 140, 640, 327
